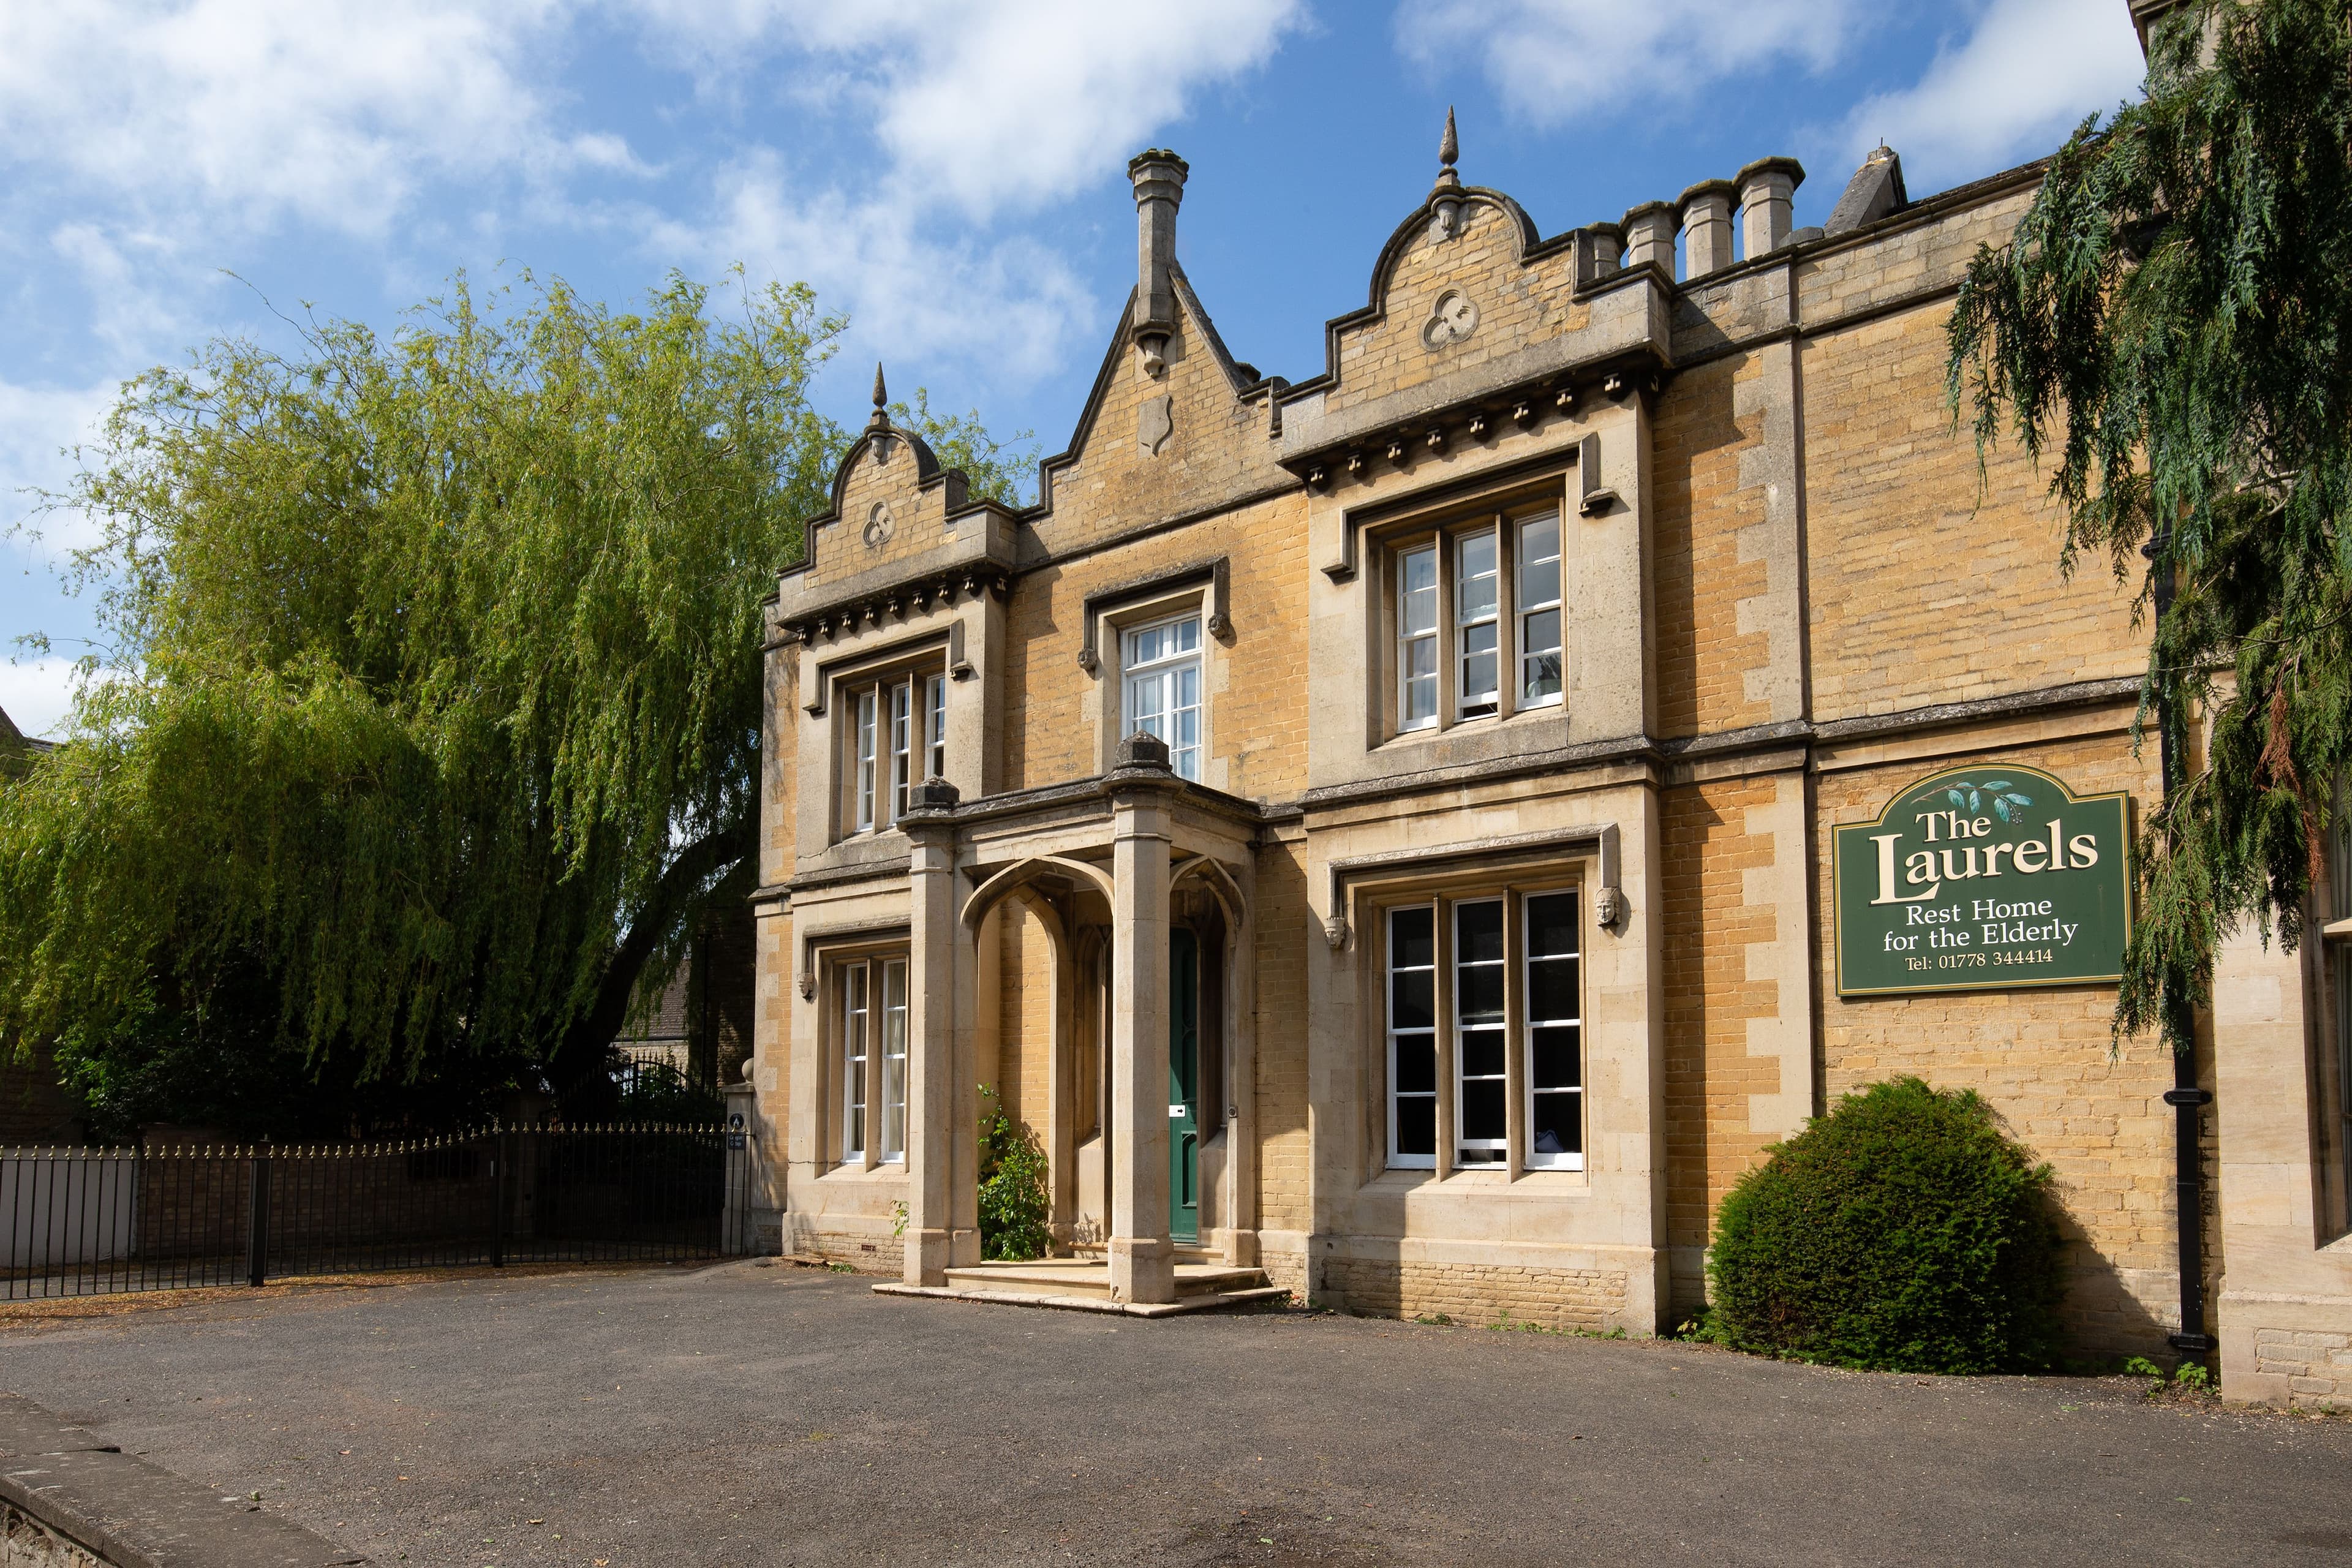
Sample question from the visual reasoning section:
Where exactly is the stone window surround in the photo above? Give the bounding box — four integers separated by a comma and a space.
1367, 472, 1572, 749
822, 638, 951, 844
813, 929, 912, 1179
1082, 564, 1234, 789
1355, 860, 1591, 1186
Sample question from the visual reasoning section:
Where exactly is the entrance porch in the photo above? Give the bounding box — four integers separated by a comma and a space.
892, 733, 1267, 1307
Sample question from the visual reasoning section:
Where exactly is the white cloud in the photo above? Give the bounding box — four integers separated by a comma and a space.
615, 0, 1309, 221
0, 0, 584, 238
1826, 0, 2145, 193
1395, 0, 1871, 126
0, 375, 119, 557
644, 153, 1097, 387
0, 657, 80, 742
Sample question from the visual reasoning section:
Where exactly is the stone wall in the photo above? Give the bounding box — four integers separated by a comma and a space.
1321, 1256, 1629, 1331
1651, 353, 1771, 740
1660, 774, 1789, 1311
1814, 720, 2180, 1357
1801, 299, 2140, 722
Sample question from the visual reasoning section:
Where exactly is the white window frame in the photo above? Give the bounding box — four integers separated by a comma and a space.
1515, 510, 1563, 709
1455, 527, 1501, 717
1521, 887, 1584, 1172
880, 957, 908, 1163
925, 674, 948, 781
1398, 544, 1439, 732
1121, 612, 1205, 782
1385, 903, 1439, 1171
841, 960, 872, 1163
888, 679, 913, 823
1453, 898, 1509, 1166
853, 692, 878, 833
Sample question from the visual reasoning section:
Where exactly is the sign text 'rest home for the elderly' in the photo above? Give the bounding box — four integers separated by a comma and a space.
1831, 764, 2132, 998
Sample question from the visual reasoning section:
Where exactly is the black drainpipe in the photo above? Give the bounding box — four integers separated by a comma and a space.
2149, 532, 2215, 1355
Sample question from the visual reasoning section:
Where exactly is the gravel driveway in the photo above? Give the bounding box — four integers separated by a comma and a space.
2, 1261, 2346, 1567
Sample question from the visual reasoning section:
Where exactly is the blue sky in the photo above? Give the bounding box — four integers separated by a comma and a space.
0, 0, 2148, 737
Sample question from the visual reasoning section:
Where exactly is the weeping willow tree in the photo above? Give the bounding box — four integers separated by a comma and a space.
0, 271, 1029, 1133
1947, 0, 2352, 1054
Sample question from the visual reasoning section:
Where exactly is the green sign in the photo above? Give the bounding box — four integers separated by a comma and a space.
1833, 764, 2132, 997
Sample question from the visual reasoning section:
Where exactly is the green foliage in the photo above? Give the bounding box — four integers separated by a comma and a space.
1707, 1077, 2064, 1373
888, 388, 1038, 508
976, 1085, 1050, 1262
0, 269, 853, 1126
1947, 0, 2352, 1054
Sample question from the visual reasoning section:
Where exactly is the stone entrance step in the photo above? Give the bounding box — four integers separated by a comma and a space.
873, 1259, 1289, 1319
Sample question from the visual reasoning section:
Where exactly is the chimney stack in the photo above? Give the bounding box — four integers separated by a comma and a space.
1129, 149, 1189, 377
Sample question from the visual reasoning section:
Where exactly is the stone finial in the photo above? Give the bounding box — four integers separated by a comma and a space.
869, 363, 889, 428
1736, 156, 1805, 257
1432, 105, 1463, 203
1114, 730, 1173, 772
905, 775, 960, 813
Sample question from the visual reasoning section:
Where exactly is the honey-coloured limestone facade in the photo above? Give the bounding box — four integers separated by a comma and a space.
734, 87, 2352, 1406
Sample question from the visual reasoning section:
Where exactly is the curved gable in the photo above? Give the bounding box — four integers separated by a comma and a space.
1324, 190, 1588, 417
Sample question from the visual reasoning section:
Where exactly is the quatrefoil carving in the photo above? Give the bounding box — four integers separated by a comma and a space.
1422, 288, 1479, 350
862, 502, 894, 549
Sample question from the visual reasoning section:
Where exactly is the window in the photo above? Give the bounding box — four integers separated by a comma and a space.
1456, 529, 1499, 716
1390, 506, 1564, 733
854, 692, 878, 832
1524, 891, 1582, 1169
838, 658, 944, 837
1399, 546, 1439, 731
925, 674, 947, 781
1382, 887, 1583, 1173
889, 682, 913, 821
841, 961, 871, 1161
1387, 907, 1438, 1169
1123, 614, 1204, 781
1455, 900, 1507, 1164
1517, 513, 1562, 706
836, 953, 909, 1167
881, 959, 908, 1162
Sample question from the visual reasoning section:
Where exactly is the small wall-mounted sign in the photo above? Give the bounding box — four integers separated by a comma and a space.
1832, 763, 2131, 998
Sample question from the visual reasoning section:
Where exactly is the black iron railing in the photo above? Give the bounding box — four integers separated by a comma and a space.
1, 1124, 750, 1302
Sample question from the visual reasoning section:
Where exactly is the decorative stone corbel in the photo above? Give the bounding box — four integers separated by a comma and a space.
797, 967, 816, 1002
1593, 823, 1626, 931
1577, 432, 1619, 517
949, 619, 974, 680
1322, 910, 1349, 951
1424, 427, 1448, 455
1305, 466, 1329, 492
1467, 413, 1488, 440
1512, 401, 1536, 429
1207, 558, 1232, 640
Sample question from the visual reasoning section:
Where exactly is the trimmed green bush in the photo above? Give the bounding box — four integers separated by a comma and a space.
1706, 1076, 2062, 1373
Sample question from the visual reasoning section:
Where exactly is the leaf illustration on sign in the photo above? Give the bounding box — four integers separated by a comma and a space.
1917, 778, 2033, 821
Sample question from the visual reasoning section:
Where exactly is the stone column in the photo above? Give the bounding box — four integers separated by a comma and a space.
1107, 734, 1177, 1304
898, 779, 960, 1286
1621, 201, 1677, 275
1737, 157, 1804, 259
1676, 179, 1736, 277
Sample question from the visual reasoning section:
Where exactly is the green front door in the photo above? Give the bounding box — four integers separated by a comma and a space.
1169, 927, 1200, 1244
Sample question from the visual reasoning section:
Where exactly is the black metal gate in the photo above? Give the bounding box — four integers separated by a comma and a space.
2, 1124, 751, 1301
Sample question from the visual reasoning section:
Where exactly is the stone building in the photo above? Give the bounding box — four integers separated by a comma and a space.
738, 31, 2350, 1408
